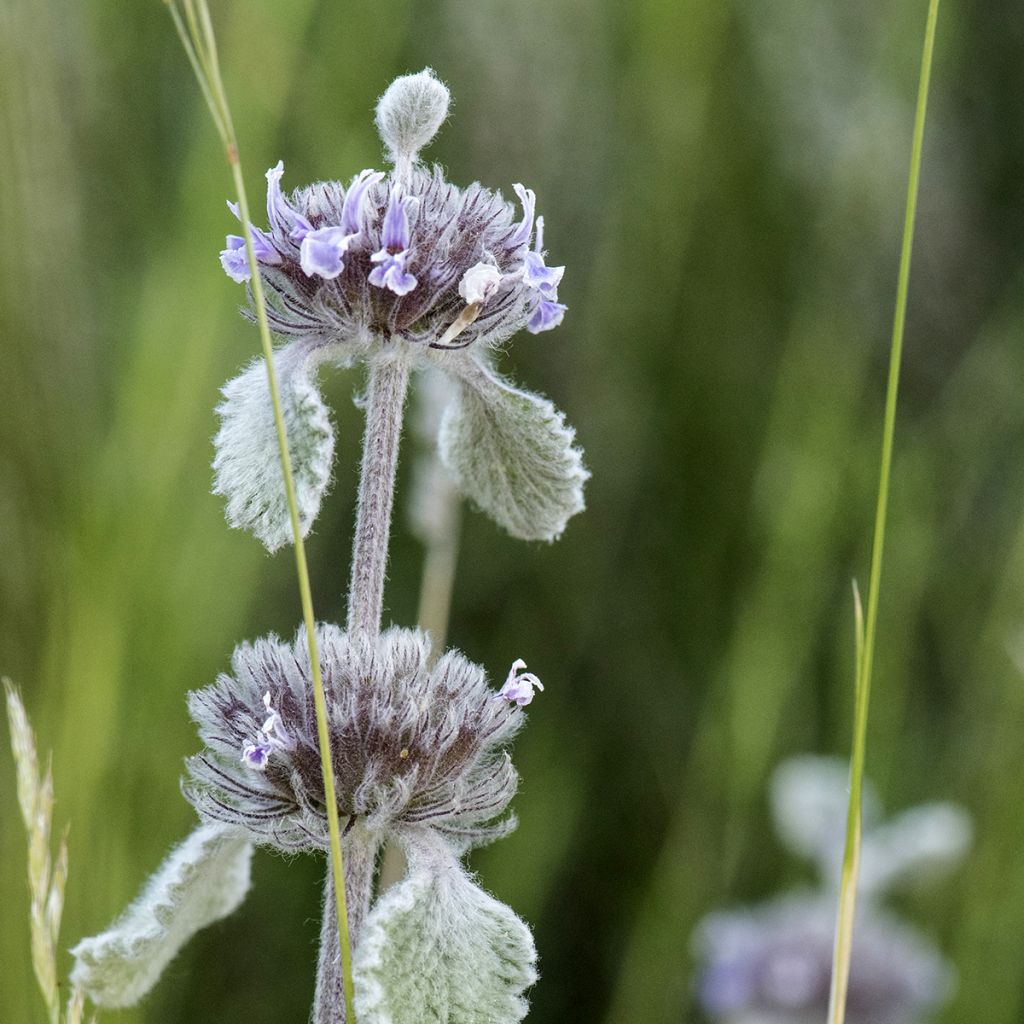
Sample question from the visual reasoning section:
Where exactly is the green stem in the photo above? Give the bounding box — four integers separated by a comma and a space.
165, 3, 357, 1020
826, 2, 940, 1021
231, 155, 357, 1022
415, 501, 461, 656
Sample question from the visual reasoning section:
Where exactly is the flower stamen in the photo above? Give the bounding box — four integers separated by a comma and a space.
431, 303, 483, 350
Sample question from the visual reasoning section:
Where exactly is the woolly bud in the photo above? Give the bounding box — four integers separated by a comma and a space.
375, 68, 450, 165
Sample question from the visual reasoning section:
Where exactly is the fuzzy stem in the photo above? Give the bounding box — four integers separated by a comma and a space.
826, 1, 941, 1020
314, 828, 381, 1024
165, 4, 358, 1021
347, 354, 412, 637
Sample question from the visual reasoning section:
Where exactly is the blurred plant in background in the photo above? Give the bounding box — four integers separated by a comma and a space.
2, 0, 1024, 1022
693, 756, 970, 1024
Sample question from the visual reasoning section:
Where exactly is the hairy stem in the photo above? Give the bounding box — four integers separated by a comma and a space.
347, 354, 412, 637
315, 827, 381, 1024
826, 1, 941, 1020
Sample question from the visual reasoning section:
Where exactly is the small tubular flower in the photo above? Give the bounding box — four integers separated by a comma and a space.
220, 201, 282, 283
459, 262, 502, 305
369, 193, 418, 295
523, 215, 567, 334
240, 692, 294, 770
298, 168, 384, 279
496, 659, 544, 706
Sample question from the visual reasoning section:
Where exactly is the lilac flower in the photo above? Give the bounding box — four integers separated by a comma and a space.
695, 895, 951, 1024
522, 216, 564, 295
219, 201, 282, 283
510, 184, 537, 248
265, 160, 311, 240
369, 193, 418, 295
216, 154, 550, 348
212, 68, 588, 550
214, 81, 568, 349
240, 741, 272, 770
522, 214, 568, 335
496, 659, 544, 706
298, 168, 383, 279
692, 757, 971, 1024
528, 298, 568, 334
240, 691, 293, 771
73, 624, 533, 1012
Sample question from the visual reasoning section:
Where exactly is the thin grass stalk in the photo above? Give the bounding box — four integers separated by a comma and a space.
162, 2, 357, 1019
826, 1, 941, 1019
5, 679, 86, 1024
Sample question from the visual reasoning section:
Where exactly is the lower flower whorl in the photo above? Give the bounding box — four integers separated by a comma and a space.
185, 626, 522, 852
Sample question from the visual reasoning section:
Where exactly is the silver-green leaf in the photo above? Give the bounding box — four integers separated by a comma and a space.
212, 343, 335, 552
438, 357, 587, 542
353, 829, 537, 1024
70, 825, 253, 1008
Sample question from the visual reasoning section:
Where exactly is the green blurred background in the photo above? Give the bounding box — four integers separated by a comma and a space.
2, 0, 1024, 1021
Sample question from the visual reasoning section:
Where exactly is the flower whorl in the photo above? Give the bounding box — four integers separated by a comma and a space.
185, 626, 522, 852
241, 168, 549, 351
221, 68, 566, 350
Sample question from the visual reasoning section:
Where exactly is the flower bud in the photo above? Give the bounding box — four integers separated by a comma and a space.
375, 68, 451, 165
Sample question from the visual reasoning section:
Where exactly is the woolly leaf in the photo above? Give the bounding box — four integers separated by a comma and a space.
439, 357, 587, 541
212, 343, 335, 552
353, 830, 537, 1024
860, 803, 972, 896
71, 825, 253, 1008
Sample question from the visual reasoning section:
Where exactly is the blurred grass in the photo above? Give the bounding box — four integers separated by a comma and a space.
2, 1, 1024, 1023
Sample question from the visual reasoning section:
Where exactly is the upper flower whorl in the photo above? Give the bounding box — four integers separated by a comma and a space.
248, 168, 544, 349
221, 68, 567, 351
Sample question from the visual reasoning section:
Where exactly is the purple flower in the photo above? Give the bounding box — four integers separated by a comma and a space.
298, 226, 357, 279
692, 757, 971, 1024
216, 159, 566, 348
298, 168, 383, 279
510, 183, 537, 247
265, 160, 312, 241
496, 659, 544, 707
521, 213, 567, 335
369, 193, 418, 295
527, 299, 568, 334
241, 741, 272, 770
694, 895, 952, 1024
523, 216, 564, 295
239, 692, 293, 771
219, 200, 283, 283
